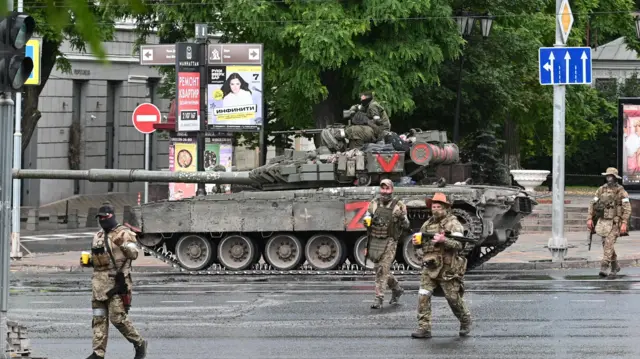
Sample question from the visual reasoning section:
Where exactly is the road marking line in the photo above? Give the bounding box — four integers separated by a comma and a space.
570, 300, 605, 302
292, 300, 321, 303
499, 300, 534, 302
160, 301, 193, 303
226, 300, 248, 303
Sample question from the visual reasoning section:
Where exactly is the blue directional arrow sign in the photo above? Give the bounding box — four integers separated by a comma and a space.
538, 47, 592, 86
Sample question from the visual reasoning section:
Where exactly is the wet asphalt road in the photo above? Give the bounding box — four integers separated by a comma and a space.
7, 268, 640, 359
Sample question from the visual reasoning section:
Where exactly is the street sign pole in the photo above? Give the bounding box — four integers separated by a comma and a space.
131, 102, 161, 203
196, 24, 208, 196
549, 0, 572, 262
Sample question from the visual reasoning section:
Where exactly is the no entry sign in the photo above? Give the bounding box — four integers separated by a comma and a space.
132, 103, 162, 134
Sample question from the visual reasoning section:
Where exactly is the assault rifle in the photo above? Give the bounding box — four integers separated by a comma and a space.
419, 231, 478, 244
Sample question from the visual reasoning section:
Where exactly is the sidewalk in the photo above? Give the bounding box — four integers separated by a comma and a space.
10, 230, 640, 272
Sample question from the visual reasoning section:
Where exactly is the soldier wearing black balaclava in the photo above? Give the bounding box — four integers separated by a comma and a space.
359, 91, 391, 141
81, 202, 148, 359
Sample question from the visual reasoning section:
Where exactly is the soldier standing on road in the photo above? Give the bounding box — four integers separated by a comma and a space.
363, 179, 409, 309
587, 167, 632, 278
411, 193, 471, 339
81, 202, 148, 359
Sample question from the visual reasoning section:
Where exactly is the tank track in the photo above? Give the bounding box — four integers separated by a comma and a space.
136, 208, 505, 276
139, 244, 423, 275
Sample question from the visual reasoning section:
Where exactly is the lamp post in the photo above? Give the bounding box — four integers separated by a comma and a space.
452, 11, 494, 143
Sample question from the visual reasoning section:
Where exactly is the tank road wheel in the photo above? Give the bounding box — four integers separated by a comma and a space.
138, 233, 163, 248
218, 234, 257, 270
174, 234, 215, 271
305, 234, 345, 270
353, 235, 374, 269
401, 235, 422, 270
264, 234, 304, 270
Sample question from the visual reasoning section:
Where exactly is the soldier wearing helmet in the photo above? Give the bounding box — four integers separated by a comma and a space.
587, 167, 631, 278
363, 179, 410, 309
411, 192, 471, 339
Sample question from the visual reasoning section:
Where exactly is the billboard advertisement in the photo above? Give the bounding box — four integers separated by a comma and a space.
204, 137, 233, 194
169, 137, 198, 200
207, 65, 263, 129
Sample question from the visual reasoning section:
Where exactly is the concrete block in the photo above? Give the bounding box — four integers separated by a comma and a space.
319, 172, 335, 181
26, 209, 38, 231
318, 163, 334, 172
86, 207, 98, 227
280, 165, 298, 175
67, 208, 79, 229
48, 212, 59, 230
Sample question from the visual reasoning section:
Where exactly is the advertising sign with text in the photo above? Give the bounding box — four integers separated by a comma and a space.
176, 42, 201, 132
207, 65, 263, 130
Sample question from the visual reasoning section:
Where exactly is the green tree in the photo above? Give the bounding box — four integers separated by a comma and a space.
18, 0, 129, 153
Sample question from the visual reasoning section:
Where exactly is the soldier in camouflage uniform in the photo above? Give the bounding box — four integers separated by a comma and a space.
411, 193, 471, 339
363, 179, 409, 309
82, 203, 147, 359
345, 110, 377, 149
359, 91, 391, 141
587, 167, 632, 278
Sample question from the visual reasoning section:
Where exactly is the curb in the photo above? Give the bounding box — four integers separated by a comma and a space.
10, 258, 640, 273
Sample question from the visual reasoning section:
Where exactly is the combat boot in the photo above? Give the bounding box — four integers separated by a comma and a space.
459, 318, 471, 337
389, 287, 404, 305
411, 327, 432, 339
609, 261, 621, 278
133, 339, 147, 359
85, 353, 104, 359
370, 297, 383, 309
599, 263, 608, 278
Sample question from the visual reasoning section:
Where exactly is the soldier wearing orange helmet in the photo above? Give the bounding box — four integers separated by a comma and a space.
410, 192, 471, 339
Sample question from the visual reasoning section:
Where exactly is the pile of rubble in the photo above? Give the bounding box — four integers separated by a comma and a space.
5, 321, 46, 359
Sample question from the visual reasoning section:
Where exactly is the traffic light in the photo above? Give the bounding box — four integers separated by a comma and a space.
0, 11, 35, 92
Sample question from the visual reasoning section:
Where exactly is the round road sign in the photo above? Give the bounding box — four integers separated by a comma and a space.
132, 102, 162, 134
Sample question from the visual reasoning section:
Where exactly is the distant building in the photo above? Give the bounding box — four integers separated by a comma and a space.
592, 37, 640, 90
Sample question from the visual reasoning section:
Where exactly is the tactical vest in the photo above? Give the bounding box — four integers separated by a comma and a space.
368, 198, 399, 261
421, 214, 467, 281
597, 185, 623, 220
91, 225, 132, 273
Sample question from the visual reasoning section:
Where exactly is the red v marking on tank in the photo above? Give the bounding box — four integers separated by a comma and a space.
376, 153, 400, 172
345, 201, 369, 231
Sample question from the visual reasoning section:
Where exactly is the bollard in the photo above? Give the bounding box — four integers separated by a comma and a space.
67, 209, 78, 229
48, 212, 58, 230
86, 207, 98, 228
25, 209, 38, 231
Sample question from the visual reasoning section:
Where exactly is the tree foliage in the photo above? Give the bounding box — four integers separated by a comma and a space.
125, 0, 639, 168
20, 0, 124, 153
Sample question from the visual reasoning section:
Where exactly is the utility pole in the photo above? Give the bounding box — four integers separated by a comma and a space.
548, 0, 572, 261
196, 24, 207, 196
0, 2, 36, 355
11, 0, 24, 261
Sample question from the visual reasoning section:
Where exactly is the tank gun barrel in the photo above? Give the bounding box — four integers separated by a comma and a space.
11, 169, 256, 185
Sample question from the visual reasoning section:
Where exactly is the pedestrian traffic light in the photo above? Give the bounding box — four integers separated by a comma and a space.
0, 11, 35, 92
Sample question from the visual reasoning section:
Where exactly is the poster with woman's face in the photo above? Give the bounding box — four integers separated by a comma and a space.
207, 65, 263, 128
621, 104, 640, 185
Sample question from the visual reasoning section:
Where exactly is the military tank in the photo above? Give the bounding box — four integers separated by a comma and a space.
13, 128, 537, 275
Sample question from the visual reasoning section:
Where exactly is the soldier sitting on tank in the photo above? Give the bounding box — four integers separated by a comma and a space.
345, 111, 377, 149
359, 91, 391, 141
